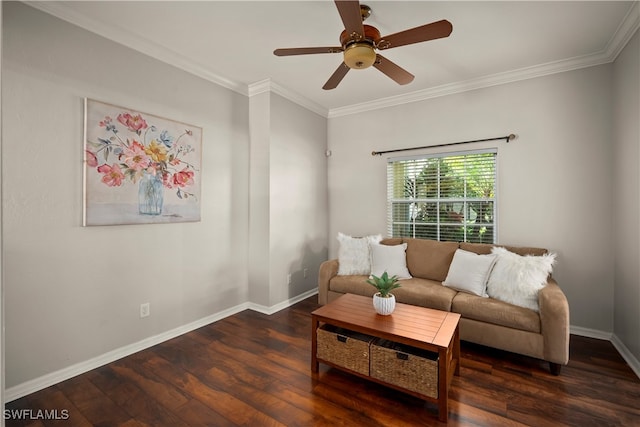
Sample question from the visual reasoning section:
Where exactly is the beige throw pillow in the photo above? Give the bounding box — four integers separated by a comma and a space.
369, 243, 412, 279
443, 249, 498, 297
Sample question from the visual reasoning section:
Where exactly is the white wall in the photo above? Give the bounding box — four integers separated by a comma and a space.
248, 91, 329, 307
328, 65, 615, 332
270, 94, 328, 305
248, 91, 271, 306
2, 3, 251, 389
613, 30, 640, 363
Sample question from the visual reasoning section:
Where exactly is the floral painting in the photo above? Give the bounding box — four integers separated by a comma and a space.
84, 99, 202, 226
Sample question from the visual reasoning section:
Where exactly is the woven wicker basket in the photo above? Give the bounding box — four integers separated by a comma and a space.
370, 339, 439, 398
317, 325, 374, 375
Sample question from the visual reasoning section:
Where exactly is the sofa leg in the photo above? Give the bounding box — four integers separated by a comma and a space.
549, 362, 561, 376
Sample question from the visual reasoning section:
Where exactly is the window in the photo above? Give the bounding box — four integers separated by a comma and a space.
387, 149, 497, 243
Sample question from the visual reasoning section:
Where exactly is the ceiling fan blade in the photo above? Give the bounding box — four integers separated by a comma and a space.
373, 54, 414, 85
274, 47, 343, 56
335, 1, 364, 40
377, 20, 453, 50
323, 63, 350, 90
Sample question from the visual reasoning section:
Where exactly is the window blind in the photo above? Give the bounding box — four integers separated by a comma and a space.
387, 149, 497, 243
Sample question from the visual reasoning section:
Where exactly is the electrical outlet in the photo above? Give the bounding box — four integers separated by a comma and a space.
287, 274, 292, 285
303, 268, 308, 278
140, 302, 150, 318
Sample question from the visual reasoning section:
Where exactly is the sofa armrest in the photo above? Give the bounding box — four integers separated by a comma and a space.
318, 259, 339, 305
538, 278, 570, 365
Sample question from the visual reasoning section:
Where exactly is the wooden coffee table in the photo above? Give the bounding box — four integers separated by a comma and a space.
311, 293, 461, 422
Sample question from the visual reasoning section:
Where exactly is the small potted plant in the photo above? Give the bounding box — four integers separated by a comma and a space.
366, 271, 401, 315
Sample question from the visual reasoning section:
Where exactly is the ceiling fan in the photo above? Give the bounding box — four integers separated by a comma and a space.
273, 0, 453, 90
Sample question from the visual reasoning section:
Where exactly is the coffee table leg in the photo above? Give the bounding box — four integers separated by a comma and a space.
454, 325, 460, 376
311, 315, 319, 373
438, 346, 448, 422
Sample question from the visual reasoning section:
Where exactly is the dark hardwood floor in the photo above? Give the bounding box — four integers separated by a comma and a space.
5, 296, 640, 426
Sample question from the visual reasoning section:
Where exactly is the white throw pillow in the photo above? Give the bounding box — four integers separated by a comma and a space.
337, 232, 382, 275
369, 243, 412, 279
486, 247, 556, 312
442, 249, 497, 297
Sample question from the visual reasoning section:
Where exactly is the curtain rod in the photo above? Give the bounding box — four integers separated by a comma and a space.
371, 133, 516, 156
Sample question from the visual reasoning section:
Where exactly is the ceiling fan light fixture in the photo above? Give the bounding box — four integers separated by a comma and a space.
343, 43, 376, 69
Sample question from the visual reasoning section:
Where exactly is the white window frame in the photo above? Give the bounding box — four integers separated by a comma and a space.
387, 149, 498, 243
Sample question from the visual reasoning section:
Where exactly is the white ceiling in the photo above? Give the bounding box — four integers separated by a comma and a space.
28, 1, 639, 117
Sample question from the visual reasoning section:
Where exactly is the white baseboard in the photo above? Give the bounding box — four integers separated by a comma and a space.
570, 325, 613, 340
570, 325, 640, 380
247, 288, 318, 315
611, 334, 640, 379
4, 289, 318, 402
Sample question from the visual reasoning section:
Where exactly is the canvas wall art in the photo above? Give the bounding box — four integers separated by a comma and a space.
84, 99, 202, 226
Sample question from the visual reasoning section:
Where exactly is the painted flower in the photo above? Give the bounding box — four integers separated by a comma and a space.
144, 139, 168, 163
117, 112, 148, 134
85, 150, 98, 167
99, 116, 117, 133
159, 130, 174, 148
122, 140, 150, 172
88, 109, 199, 204
172, 168, 194, 188
97, 163, 125, 187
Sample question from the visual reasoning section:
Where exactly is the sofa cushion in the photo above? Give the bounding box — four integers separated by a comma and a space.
329, 276, 457, 312
329, 275, 376, 297
392, 279, 458, 311
452, 292, 541, 333
381, 237, 404, 246
460, 242, 547, 257
404, 238, 459, 281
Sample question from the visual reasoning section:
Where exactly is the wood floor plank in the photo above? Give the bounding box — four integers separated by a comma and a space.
54, 376, 131, 426
5, 296, 640, 426
204, 366, 319, 426
86, 366, 189, 427
169, 399, 236, 427
139, 353, 286, 427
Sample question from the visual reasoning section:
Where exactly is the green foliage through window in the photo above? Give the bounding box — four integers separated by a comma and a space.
387, 150, 497, 243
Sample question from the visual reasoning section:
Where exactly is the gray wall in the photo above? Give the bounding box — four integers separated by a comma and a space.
613, 30, 640, 364
248, 90, 329, 307
328, 66, 615, 332
270, 94, 328, 305
2, 2, 329, 393
2, 2, 250, 388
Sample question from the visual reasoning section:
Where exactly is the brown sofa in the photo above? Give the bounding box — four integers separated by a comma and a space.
318, 237, 570, 374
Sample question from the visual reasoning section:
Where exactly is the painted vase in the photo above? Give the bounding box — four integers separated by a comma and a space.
138, 171, 164, 215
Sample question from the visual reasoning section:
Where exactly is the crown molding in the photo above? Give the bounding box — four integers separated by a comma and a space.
329, 1, 639, 118
26, 0, 639, 120
329, 50, 613, 118
248, 79, 328, 117
605, 1, 640, 60
247, 79, 272, 97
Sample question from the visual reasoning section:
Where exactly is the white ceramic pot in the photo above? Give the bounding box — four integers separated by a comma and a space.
373, 293, 396, 315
